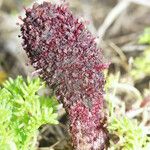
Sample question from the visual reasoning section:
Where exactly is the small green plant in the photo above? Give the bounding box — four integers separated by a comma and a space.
0, 76, 58, 150
139, 27, 150, 44
105, 74, 150, 150
131, 49, 150, 80
107, 107, 150, 150
131, 28, 150, 80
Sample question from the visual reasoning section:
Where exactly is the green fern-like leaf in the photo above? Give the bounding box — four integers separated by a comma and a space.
0, 76, 59, 150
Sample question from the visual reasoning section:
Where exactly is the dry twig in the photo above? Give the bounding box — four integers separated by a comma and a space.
97, 0, 150, 42
97, 0, 130, 41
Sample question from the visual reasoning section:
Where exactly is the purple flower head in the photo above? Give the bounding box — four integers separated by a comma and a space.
20, 2, 109, 149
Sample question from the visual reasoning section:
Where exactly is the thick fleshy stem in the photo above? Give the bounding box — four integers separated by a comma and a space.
20, 2, 109, 149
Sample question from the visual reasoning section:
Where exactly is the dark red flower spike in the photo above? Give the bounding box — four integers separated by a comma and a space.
20, 2, 109, 149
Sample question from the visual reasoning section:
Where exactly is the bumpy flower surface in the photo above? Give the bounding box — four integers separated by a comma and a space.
20, 2, 109, 150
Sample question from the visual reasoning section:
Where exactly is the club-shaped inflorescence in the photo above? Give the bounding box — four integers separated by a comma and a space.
20, 2, 109, 150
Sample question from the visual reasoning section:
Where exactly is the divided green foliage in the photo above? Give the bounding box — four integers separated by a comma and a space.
108, 108, 150, 150
105, 74, 150, 150
0, 76, 58, 150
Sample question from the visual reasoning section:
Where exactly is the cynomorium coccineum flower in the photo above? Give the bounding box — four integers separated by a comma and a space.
20, 2, 109, 150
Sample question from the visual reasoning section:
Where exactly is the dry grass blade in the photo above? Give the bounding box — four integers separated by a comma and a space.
97, 0, 130, 41
97, 0, 150, 42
